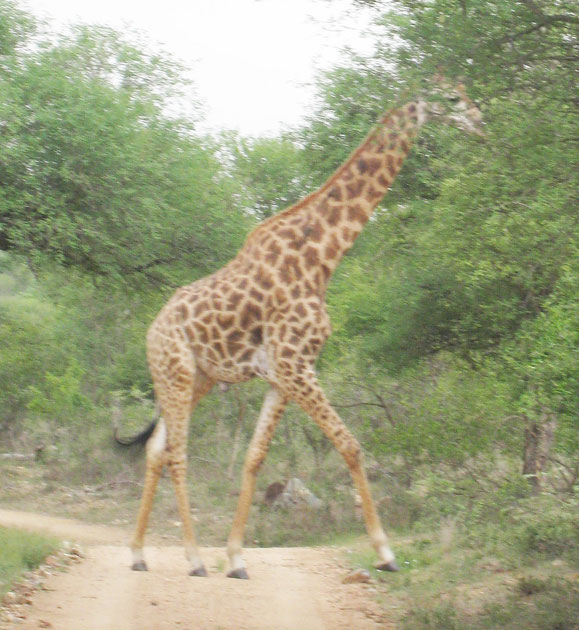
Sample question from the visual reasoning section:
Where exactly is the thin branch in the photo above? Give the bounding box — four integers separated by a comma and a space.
129, 255, 180, 274
333, 401, 390, 410
519, 0, 579, 24
482, 11, 579, 55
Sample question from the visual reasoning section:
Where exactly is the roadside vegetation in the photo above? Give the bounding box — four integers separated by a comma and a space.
0, 0, 577, 626
0, 527, 59, 599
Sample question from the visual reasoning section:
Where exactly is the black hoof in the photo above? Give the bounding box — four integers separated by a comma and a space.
132, 560, 148, 572
189, 566, 208, 577
227, 568, 249, 580
376, 560, 400, 573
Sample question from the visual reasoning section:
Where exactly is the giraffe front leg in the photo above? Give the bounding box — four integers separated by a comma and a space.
293, 376, 399, 572
226, 388, 287, 579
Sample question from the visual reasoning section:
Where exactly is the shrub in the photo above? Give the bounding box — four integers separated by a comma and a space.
0, 527, 59, 597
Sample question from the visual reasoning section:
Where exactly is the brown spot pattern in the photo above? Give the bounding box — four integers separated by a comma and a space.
328, 185, 342, 201
325, 233, 340, 260
347, 204, 366, 223
240, 302, 262, 329
304, 246, 319, 268
327, 206, 342, 226
346, 179, 365, 200
366, 157, 383, 175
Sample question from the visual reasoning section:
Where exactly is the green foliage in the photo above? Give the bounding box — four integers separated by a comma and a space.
221, 132, 312, 219
0, 526, 59, 597
0, 19, 247, 285
0, 5, 250, 451
322, 354, 517, 470
387, 0, 578, 97
502, 265, 579, 455
0, 3, 576, 587
407, 471, 579, 566
400, 578, 579, 630
298, 58, 399, 183
0, 255, 64, 430
0, 253, 152, 439
511, 495, 579, 560
0, 0, 35, 58
401, 603, 464, 630
308, 0, 579, 479
27, 361, 92, 424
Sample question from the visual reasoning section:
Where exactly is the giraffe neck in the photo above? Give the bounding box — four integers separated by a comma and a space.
312, 101, 425, 276
240, 101, 427, 291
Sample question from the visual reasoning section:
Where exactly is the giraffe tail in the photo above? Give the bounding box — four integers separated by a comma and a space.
114, 420, 157, 447
114, 405, 159, 447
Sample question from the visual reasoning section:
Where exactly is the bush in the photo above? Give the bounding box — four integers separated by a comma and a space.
400, 578, 579, 630
512, 495, 579, 559
0, 527, 59, 597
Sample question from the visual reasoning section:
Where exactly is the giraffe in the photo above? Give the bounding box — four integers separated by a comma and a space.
121, 80, 484, 579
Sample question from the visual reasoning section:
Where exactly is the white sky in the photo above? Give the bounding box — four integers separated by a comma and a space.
27, 0, 379, 136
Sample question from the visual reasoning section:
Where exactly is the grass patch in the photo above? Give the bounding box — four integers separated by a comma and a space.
0, 527, 59, 598
399, 577, 579, 630
250, 502, 364, 547
344, 535, 442, 578
339, 496, 579, 630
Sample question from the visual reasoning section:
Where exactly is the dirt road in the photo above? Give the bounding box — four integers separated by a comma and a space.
0, 509, 390, 629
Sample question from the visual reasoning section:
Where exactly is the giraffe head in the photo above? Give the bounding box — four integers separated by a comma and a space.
421, 76, 484, 137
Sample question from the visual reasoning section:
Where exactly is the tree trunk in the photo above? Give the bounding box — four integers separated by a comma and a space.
523, 412, 557, 494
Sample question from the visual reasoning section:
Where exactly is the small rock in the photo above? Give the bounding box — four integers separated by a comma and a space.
68, 546, 84, 558
342, 568, 372, 584
552, 559, 564, 567
44, 556, 60, 567
273, 478, 322, 510
3, 591, 17, 604
39, 620, 52, 628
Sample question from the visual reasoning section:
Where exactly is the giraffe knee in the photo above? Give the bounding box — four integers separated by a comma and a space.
167, 456, 187, 478
245, 447, 267, 475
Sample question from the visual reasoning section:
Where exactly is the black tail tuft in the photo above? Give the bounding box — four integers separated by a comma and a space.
114, 419, 157, 448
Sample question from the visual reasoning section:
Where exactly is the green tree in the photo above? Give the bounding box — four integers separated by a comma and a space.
0, 0, 34, 58
222, 132, 312, 220
0, 22, 247, 286
302, 0, 578, 474
0, 253, 65, 434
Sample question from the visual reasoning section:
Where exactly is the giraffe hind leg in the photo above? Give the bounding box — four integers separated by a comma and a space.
130, 420, 167, 571
131, 345, 213, 575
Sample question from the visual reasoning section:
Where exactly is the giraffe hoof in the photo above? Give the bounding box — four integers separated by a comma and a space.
376, 560, 400, 573
227, 568, 250, 580
131, 560, 149, 572
189, 566, 208, 577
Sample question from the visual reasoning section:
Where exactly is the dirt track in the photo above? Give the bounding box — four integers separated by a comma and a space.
0, 509, 390, 629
